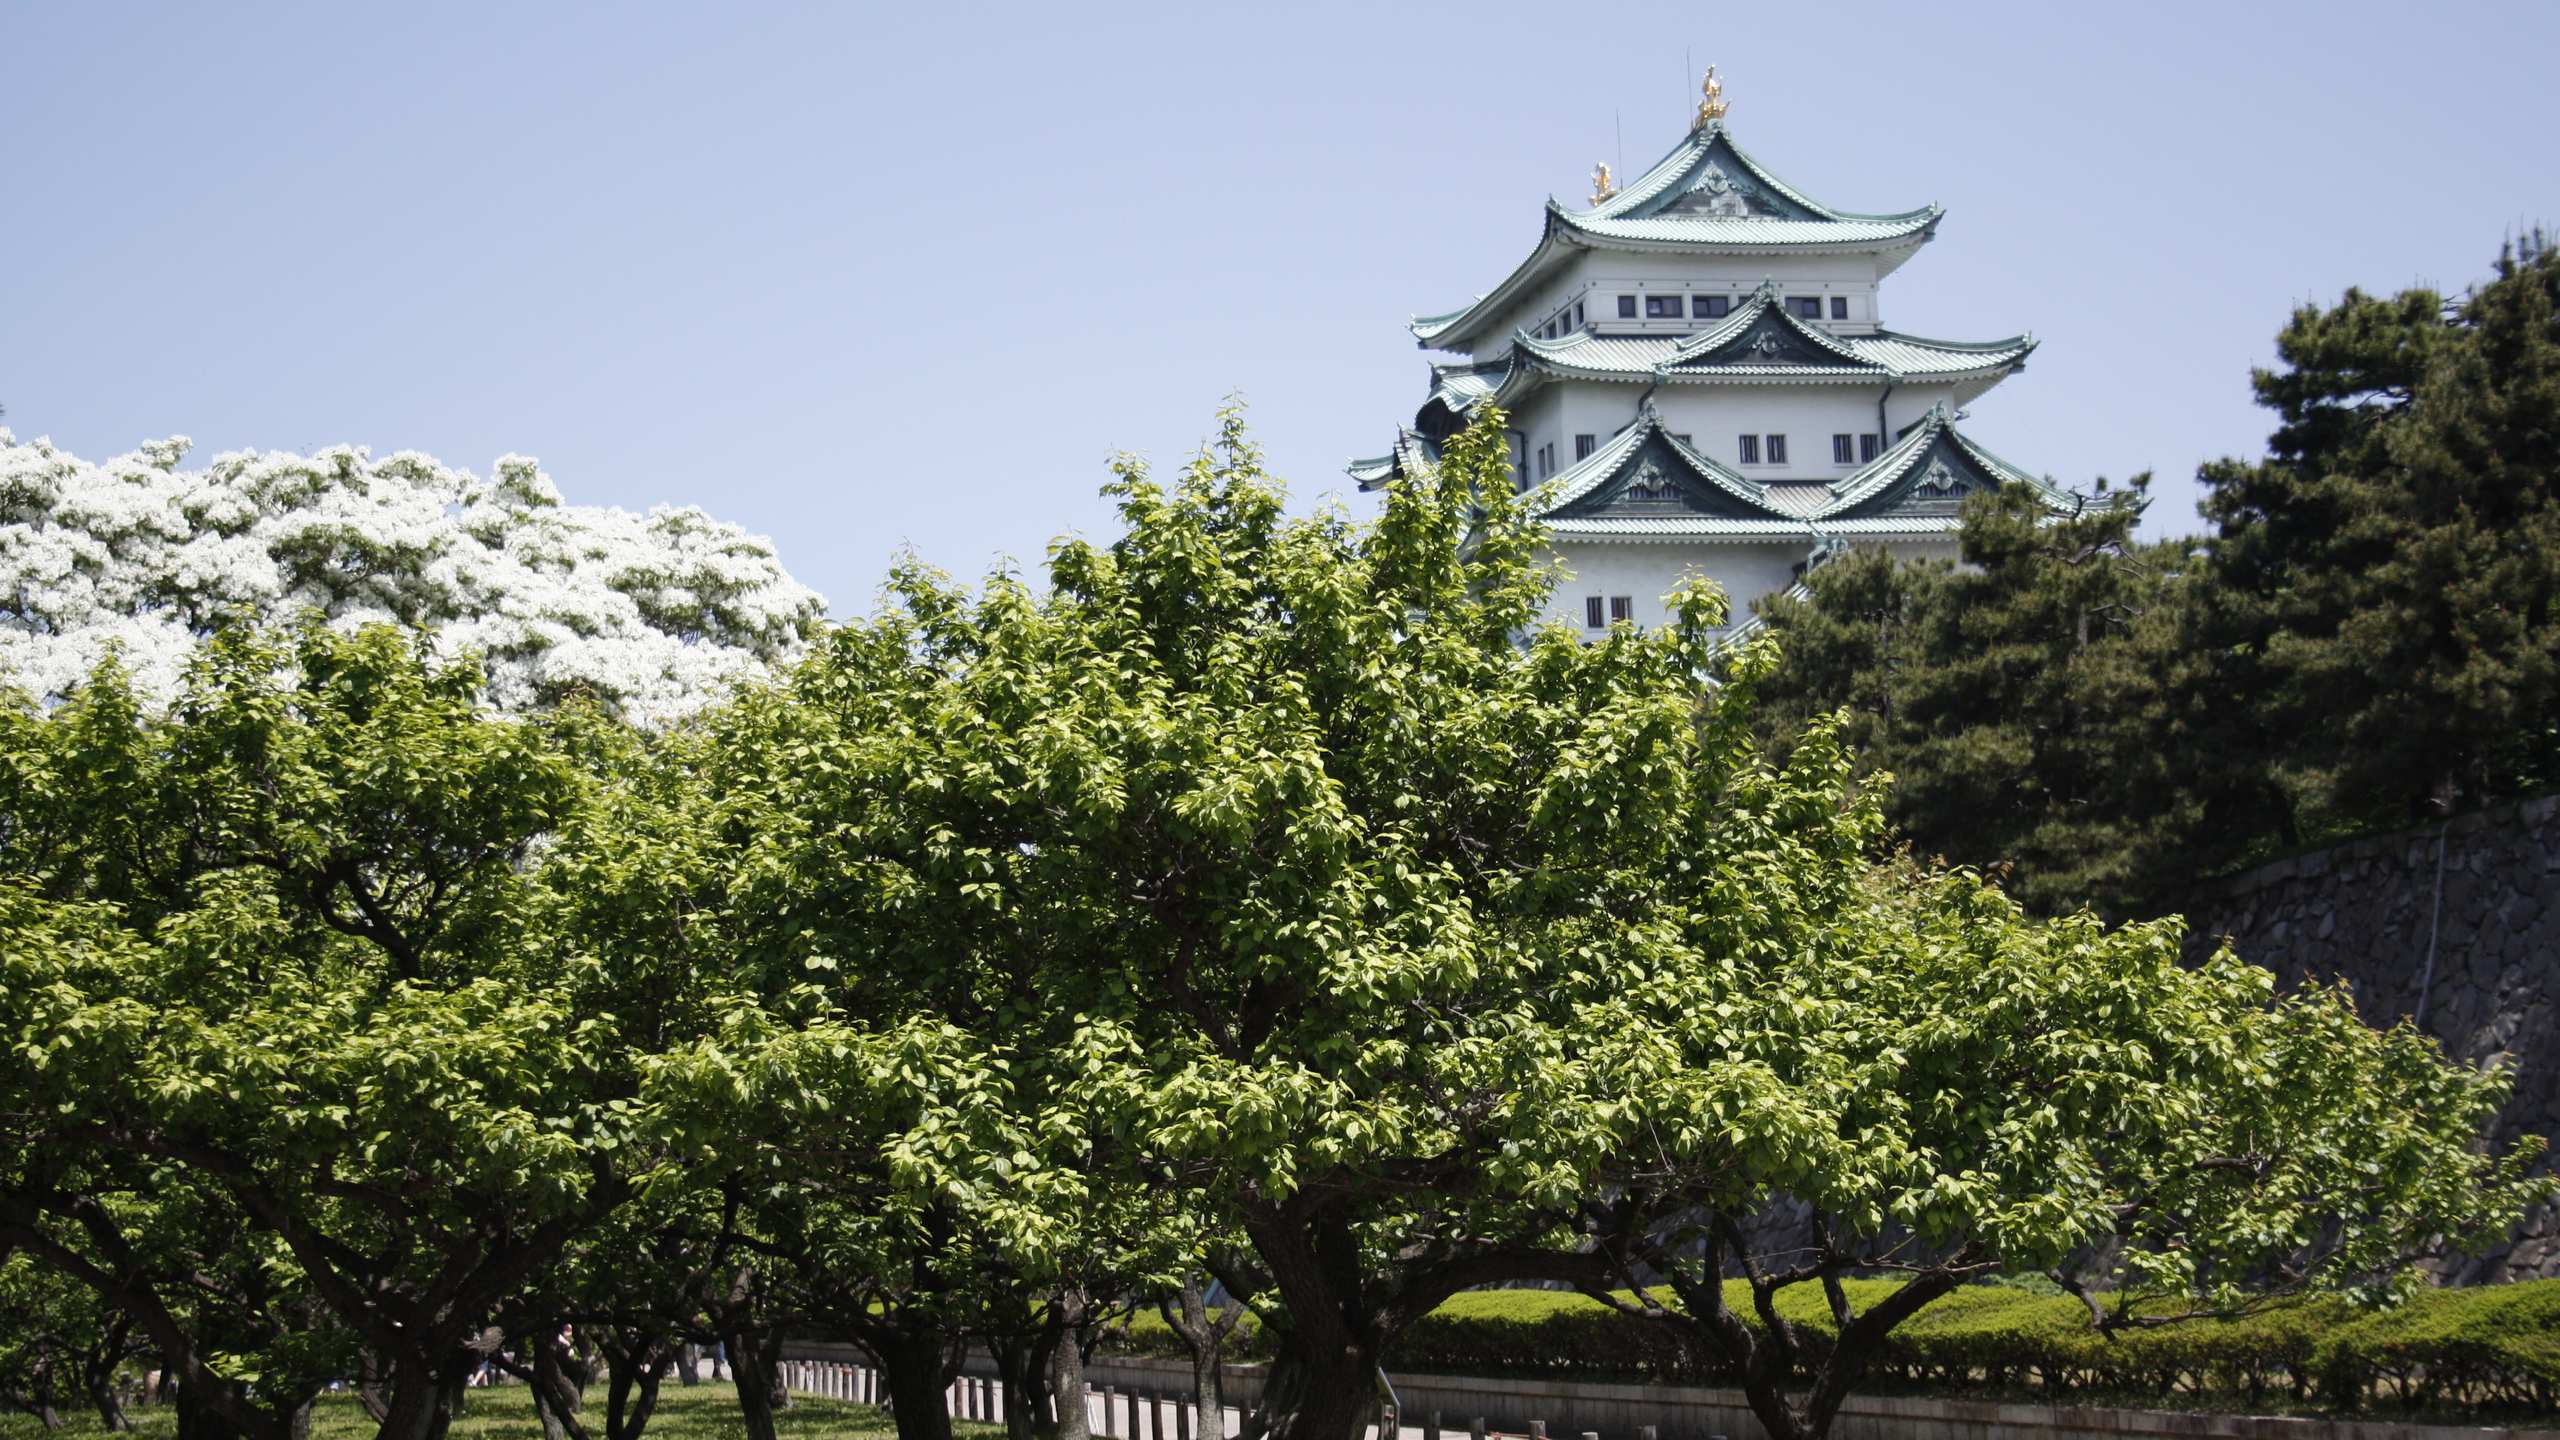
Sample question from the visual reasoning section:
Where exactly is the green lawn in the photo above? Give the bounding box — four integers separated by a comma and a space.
0, 1387, 1009, 1440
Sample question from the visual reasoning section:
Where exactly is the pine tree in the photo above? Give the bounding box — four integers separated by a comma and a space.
2195, 236, 2560, 830
1753, 482, 2209, 916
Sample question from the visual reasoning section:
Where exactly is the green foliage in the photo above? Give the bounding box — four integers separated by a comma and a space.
0, 625, 713, 1439
0, 400, 2546, 1440
1754, 238, 2560, 914
1102, 1281, 2560, 1416
2195, 235, 2560, 833
1749, 484, 2207, 916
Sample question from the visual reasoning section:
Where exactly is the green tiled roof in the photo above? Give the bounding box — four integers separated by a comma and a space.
1454, 289, 2031, 414
1545, 515, 1838, 541
1346, 428, 1442, 492
1583, 121, 1928, 227
1428, 359, 1506, 410
1817, 402, 2076, 520
1465, 403, 2101, 544
1534, 404, 1783, 519
1409, 121, 1938, 350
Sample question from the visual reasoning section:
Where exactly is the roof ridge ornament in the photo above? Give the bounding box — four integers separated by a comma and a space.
1695, 65, 1729, 129
1590, 162, 1617, 206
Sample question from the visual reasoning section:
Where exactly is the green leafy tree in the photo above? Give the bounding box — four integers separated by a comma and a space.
0, 626, 711, 1440
767, 400, 2536, 1440
0, 1252, 144, 1431
733, 403, 1971, 1437
2195, 236, 2560, 832
1574, 862, 2547, 1440
1749, 484, 2220, 915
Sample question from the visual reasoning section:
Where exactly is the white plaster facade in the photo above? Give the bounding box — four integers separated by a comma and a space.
1354, 97, 2060, 640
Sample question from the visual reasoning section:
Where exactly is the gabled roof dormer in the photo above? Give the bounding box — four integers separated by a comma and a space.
1524, 405, 1807, 540
1817, 403, 2078, 522
1658, 281, 1879, 373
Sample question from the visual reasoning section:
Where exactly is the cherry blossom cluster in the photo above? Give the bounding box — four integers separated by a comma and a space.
0, 431, 828, 723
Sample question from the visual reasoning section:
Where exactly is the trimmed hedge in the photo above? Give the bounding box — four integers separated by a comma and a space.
1102, 1280, 2560, 1418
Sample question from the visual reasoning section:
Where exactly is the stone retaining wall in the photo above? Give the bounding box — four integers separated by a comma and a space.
2181, 793, 2560, 1280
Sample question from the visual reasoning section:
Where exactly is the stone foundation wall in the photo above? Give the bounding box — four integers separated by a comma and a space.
2181, 793, 2560, 1280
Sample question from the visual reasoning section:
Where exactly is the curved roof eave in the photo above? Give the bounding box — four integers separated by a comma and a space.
1411, 207, 1941, 353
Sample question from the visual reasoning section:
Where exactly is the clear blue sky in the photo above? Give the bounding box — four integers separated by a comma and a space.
7, 1, 2553, 613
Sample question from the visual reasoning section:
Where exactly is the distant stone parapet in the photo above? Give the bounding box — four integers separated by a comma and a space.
2183, 792, 2560, 1281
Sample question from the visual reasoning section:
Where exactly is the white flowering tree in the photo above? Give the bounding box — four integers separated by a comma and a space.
0, 431, 827, 722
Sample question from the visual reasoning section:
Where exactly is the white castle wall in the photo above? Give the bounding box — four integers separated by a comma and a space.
1540, 537, 1962, 639
1541, 540, 1807, 633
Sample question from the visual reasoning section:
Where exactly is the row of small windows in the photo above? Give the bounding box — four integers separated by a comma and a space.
1741, 432, 1881, 465
1531, 429, 1881, 481
1536, 300, 1589, 341
1585, 595, 1634, 628
1614, 293, 1850, 321
1529, 433, 1609, 482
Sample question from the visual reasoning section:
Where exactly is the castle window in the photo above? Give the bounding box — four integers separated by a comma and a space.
1738, 434, 1761, 465
1829, 296, 1849, 320
1573, 301, 1585, 327
1617, 295, 1638, 318
1860, 433, 1880, 462
1574, 434, 1596, 460
1610, 596, 1634, 623
1767, 434, 1789, 465
1644, 295, 1683, 319
1832, 433, 1855, 464
1788, 297, 1822, 320
1585, 596, 1606, 628
1694, 294, 1730, 320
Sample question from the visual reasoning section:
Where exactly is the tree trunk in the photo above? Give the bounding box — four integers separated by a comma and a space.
1159, 1279, 1226, 1424
2, 1399, 68, 1432
673, 1346, 701, 1388
1243, 1347, 1378, 1440
530, 1334, 590, 1440
991, 1334, 1059, 1440
878, 1334, 955, 1440
1045, 1333, 1088, 1440
173, 1377, 245, 1440
84, 1371, 129, 1432
600, 1343, 667, 1440
371, 1372, 456, 1440
722, 1330, 783, 1440
83, 1314, 136, 1431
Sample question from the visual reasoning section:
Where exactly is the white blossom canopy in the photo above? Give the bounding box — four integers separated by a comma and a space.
0, 431, 828, 724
